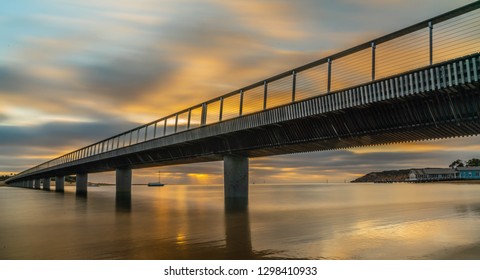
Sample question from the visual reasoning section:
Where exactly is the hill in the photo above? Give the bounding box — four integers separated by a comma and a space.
351, 169, 412, 183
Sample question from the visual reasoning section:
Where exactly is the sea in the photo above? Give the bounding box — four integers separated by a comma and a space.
1, 183, 480, 260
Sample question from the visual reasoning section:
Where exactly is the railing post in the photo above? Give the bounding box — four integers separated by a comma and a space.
174, 114, 179, 133
292, 71, 297, 102
263, 81, 268, 110
153, 122, 157, 138
429, 21, 433, 65
163, 119, 167, 135
144, 125, 148, 141
371, 42, 376, 81
239, 90, 244, 116
219, 97, 224, 122
201, 103, 207, 126
129, 132, 132, 145
327, 58, 332, 93
187, 109, 192, 130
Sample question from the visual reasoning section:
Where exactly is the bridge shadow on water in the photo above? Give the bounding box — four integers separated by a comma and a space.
104, 195, 285, 260
115, 192, 132, 212
224, 198, 252, 259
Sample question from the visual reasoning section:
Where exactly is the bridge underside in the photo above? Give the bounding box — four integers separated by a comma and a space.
35, 84, 479, 178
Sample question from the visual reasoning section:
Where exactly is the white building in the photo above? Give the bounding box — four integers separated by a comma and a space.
408, 168, 457, 181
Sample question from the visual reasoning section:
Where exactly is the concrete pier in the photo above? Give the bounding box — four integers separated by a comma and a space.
116, 168, 132, 194
34, 179, 41, 189
116, 168, 132, 210
55, 176, 64, 192
76, 173, 88, 196
224, 155, 249, 198
43, 178, 50, 191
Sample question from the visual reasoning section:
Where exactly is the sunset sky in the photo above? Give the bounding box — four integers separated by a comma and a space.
1, 0, 478, 184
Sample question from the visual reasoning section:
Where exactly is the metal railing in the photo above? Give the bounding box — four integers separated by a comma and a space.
13, 2, 480, 179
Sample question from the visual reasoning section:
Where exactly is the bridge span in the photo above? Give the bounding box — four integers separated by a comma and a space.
6, 2, 480, 201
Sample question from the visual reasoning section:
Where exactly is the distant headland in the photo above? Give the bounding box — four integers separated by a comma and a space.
352, 158, 480, 183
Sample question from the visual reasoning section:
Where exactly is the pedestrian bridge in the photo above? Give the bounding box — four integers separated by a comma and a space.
6, 2, 480, 200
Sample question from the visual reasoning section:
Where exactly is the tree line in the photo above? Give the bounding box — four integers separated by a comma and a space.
0, 173, 15, 181
449, 158, 480, 169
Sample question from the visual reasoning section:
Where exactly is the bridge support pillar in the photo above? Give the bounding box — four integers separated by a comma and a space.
28, 180, 33, 188
43, 178, 50, 191
224, 155, 249, 199
116, 168, 132, 194
55, 176, 64, 192
34, 178, 41, 189
76, 173, 88, 196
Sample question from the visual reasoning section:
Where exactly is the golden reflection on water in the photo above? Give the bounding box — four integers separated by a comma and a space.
317, 217, 480, 260
1, 183, 480, 259
175, 233, 187, 246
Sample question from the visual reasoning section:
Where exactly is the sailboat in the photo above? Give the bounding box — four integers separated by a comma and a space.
148, 171, 165, 187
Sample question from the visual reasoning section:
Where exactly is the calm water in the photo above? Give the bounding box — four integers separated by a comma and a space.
1, 183, 480, 260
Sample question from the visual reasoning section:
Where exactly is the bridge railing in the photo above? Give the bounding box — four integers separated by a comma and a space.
12, 2, 480, 180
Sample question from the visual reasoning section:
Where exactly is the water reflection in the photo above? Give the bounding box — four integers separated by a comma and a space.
116, 192, 132, 212
74, 192, 88, 213
76, 190, 87, 198
224, 198, 252, 259
455, 203, 480, 216
3, 184, 480, 259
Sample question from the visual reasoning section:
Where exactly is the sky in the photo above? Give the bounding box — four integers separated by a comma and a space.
0, 0, 478, 184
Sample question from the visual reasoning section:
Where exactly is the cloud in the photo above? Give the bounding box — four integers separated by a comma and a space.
0, 66, 29, 93
79, 48, 177, 104
0, 119, 137, 147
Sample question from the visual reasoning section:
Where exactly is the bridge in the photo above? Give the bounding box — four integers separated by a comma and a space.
6, 2, 480, 200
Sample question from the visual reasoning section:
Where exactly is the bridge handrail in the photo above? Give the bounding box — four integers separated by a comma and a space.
10, 1, 480, 181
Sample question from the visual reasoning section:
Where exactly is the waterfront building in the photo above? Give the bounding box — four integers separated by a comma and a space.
408, 168, 457, 182
457, 167, 480, 179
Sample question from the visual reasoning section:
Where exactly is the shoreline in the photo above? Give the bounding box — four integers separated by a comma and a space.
432, 179, 480, 184
354, 179, 480, 184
